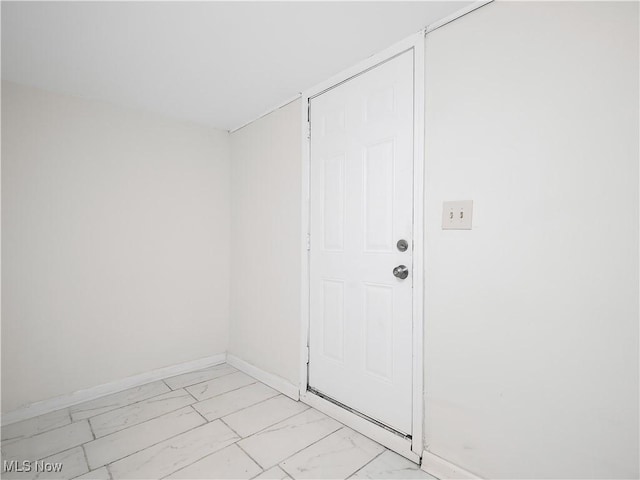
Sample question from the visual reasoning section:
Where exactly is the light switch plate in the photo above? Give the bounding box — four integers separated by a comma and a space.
442, 200, 473, 230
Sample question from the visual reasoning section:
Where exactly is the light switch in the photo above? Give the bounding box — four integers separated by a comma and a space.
442, 200, 473, 230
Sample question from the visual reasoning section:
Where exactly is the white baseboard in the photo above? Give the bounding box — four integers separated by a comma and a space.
1, 353, 227, 426
226, 354, 299, 401
301, 390, 419, 464
421, 450, 482, 480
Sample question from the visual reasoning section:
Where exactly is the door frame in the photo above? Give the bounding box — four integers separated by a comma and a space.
299, 30, 425, 460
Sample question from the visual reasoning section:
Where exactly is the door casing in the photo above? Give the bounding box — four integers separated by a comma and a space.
299, 31, 425, 460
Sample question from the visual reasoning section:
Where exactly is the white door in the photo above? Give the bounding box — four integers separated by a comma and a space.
308, 50, 414, 434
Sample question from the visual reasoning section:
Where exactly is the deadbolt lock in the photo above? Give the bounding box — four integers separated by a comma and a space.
396, 239, 409, 252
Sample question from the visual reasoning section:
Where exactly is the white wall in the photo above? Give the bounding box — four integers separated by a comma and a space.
6, 1, 635, 476
226, 2, 638, 479
228, 100, 302, 388
1, 82, 231, 413
423, 2, 638, 479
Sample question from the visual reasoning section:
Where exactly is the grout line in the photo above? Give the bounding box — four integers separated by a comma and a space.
185, 397, 323, 475
228, 399, 311, 440
191, 388, 281, 425
102, 421, 212, 472
190, 405, 210, 425
1, 408, 74, 445
348, 449, 386, 478
7, 365, 234, 438
233, 408, 344, 474
157, 443, 235, 480
187, 380, 259, 403
68, 444, 100, 479
171, 367, 239, 392
219, 417, 242, 438
87, 418, 96, 441
9, 415, 90, 448
86, 405, 203, 450
26, 443, 87, 464
236, 442, 265, 474
87, 381, 270, 453
87, 394, 198, 440
4, 364, 234, 430
65, 407, 73, 425
71, 364, 237, 423
6, 443, 92, 479
69, 382, 173, 422
3, 426, 92, 463
80, 444, 91, 474
275, 425, 344, 469
100, 413, 240, 473
186, 390, 200, 405
105, 463, 114, 480
248, 467, 268, 480
154, 414, 255, 480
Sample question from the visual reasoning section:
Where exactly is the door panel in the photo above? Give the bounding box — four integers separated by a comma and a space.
364, 140, 395, 252
308, 50, 414, 434
321, 279, 345, 362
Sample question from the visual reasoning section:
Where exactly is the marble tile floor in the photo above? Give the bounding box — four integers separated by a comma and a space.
1, 364, 435, 480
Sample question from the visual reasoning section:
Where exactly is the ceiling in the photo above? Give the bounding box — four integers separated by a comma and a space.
2, 1, 472, 131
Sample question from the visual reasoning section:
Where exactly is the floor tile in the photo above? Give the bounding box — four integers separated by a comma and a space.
253, 466, 290, 479
223, 395, 309, 438
1, 364, 418, 480
72, 466, 110, 479
2, 446, 88, 480
108, 420, 239, 479
70, 382, 170, 421
166, 444, 261, 479
83, 406, 204, 469
89, 388, 195, 438
350, 450, 434, 479
1, 421, 93, 462
193, 382, 279, 421
1, 409, 71, 445
164, 365, 237, 390
186, 371, 256, 401
280, 427, 385, 479
238, 409, 342, 469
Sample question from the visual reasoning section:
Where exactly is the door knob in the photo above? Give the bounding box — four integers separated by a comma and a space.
393, 265, 409, 279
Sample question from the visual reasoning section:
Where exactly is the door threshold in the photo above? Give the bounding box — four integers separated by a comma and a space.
307, 387, 410, 440
300, 389, 421, 464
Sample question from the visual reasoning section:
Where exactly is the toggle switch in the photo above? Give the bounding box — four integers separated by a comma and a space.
442, 200, 473, 230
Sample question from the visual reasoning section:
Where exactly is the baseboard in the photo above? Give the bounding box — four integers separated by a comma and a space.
226, 354, 299, 401
1, 353, 227, 426
301, 390, 420, 464
421, 450, 482, 479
